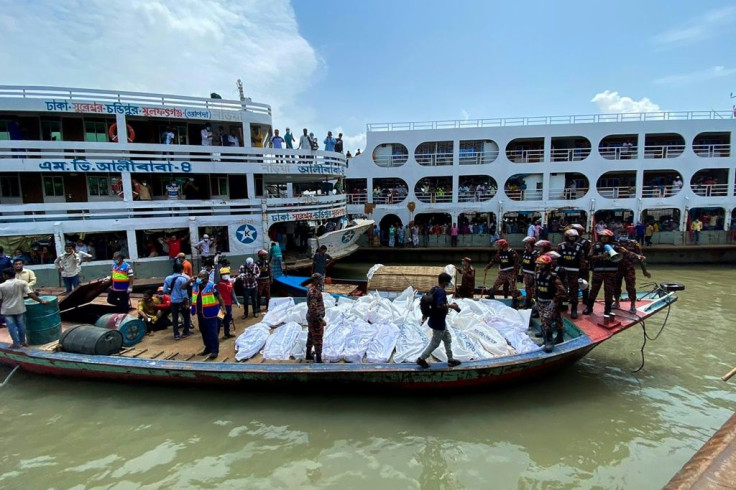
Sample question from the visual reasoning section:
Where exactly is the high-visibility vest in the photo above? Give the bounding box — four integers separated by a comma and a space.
191, 282, 219, 318
111, 262, 132, 291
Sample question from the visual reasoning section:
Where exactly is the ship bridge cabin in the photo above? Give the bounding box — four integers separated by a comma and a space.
349, 110, 736, 246
0, 86, 347, 282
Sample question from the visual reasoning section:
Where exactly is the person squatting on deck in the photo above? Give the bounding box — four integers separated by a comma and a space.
306, 273, 326, 363
256, 249, 272, 311
416, 272, 462, 368
163, 262, 192, 341
137, 289, 170, 334
557, 229, 586, 319
534, 255, 567, 352
455, 257, 475, 298
190, 270, 225, 360
613, 232, 650, 313
583, 230, 637, 316
239, 258, 260, 318
0, 268, 49, 348
519, 237, 539, 308
107, 252, 134, 313
216, 267, 239, 339
484, 239, 521, 306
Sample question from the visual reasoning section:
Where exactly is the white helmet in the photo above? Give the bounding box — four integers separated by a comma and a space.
564, 229, 579, 238
578, 278, 589, 291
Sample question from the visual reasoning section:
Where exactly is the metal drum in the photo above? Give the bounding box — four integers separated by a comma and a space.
95, 313, 146, 347
24, 295, 62, 345
59, 324, 123, 355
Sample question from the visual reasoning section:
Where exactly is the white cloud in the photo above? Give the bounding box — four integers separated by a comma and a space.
653, 65, 736, 86
651, 5, 736, 48
0, 0, 320, 117
334, 128, 366, 154
460, 109, 470, 121
590, 91, 662, 114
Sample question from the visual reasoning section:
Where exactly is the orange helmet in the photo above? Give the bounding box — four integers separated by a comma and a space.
535, 255, 552, 266
599, 229, 614, 237
496, 239, 509, 249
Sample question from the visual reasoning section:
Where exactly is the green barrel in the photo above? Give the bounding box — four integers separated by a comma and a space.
59, 324, 123, 355
95, 313, 146, 347
24, 296, 62, 345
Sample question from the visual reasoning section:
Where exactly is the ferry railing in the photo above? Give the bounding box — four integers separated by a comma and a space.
643, 144, 685, 159
641, 185, 683, 198
0, 195, 346, 222
0, 85, 272, 115
597, 186, 636, 199
0, 141, 347, 170
346, 194, 368, 204
690, 183, 729, 197
372, 154, 409, 167
504, 189, 544, 201
599, 146, 639, 160
547, 187, 589, 200
372, 195, 408, 205
458, 150, 499, 165
414, 152, 454, 166
457, 191, 496, 202
692, 143, 731, 157
414, 192, 453, 203
366, 110, 735, 132
550, 147, 591, 162
506, 149, 544, 163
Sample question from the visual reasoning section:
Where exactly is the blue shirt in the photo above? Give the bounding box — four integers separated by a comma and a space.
0, 255, 12, 272
163, 272, 191, 303
323, 136, 336, 152
271, 136, 284, 149
427, 287, 449, 330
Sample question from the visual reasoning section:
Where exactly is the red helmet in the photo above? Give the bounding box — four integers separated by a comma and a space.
257, 249, 268, 257
599, 229, 614, 237
535, 255, 552, 266
496, 239, 509, 249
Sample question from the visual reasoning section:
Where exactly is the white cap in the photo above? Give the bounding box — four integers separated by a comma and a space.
245, 257, 254, 265
203, 234, 209, 239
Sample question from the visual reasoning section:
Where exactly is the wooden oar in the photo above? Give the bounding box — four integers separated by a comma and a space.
722, 367, 736, 382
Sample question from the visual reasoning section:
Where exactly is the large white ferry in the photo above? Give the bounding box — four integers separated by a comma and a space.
0, 85, 368, 286
345, 111, 735, 245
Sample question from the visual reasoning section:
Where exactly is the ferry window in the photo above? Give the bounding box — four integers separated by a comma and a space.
43, 176, 64, 197
88, 176, 110, 196
211, 177, 228, 196
0, 175, 20, 197
42, 120, 62, 141
85, 121, 108, 143
0, 121, 9, 140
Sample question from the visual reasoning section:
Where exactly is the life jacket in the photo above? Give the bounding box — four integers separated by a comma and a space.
111, 262, 131, 291
535, 272, 555, 301
559, 241, 583, 272
257, 260, 271, 280
578, 238, 591, 266
591, 242, 619, 272
497, 249, 516, 272
521, 249, 538, 274
191, 282, 219, 318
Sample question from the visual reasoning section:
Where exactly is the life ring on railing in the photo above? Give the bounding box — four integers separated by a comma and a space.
109, 123, 135, 143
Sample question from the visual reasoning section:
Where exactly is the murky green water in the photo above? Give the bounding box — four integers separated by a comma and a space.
0, 265, 734, 489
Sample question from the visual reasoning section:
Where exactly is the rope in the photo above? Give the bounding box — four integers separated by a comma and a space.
0, 365, 20, 388
632, 285, 672, 373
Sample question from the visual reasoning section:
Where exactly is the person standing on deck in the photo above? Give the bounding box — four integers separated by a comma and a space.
163, 262, 191, 341
311, 245, 332, 277
107, 252, 134, 313
190, 270, 224, 360
416, 272, 462, 368
14, 258, 36, 291
570, 224, 592, 307
216, 267, 239, 339
533, 255, 567, 352
284, 128, 295, 149
0, 268, 48, 348
519, 236, 538, 309
557, 229, 585, 319
612, 232, 650, 313
54, 242, 91, 293
323, 131, 336, 152
691, 217, 703, 245
455, 257, 475, 298
484, 239, 521, 306
256, 249, 272, 312
239, 258, 260, 318
161, 234, 187, 263
306, 273, 326, 363
269, 242, 283, 275
583, 229, 630, 316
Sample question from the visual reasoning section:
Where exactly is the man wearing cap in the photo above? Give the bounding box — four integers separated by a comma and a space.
519, 236, 538, 309
456, 257, 475, 298
194, 234, 215, 265
311, 245, 332, 277
239, 257, 261, 318
256, 249, 272, 312
557, 229, 585, 318
583, 230, 636, 316
189, 270, 225, 359
534, 255, 567, 352
612, 231, 650, 313
306, 273, 326, 363
216, 267, 240, 338
484, 239, 521, 305
176, 253, 193, 278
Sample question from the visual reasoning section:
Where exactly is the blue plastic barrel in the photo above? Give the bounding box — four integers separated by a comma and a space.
95, 313, 146, 347
24, 296, 62, 345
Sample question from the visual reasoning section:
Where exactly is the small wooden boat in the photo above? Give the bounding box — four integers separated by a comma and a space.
0, 277, 682, 391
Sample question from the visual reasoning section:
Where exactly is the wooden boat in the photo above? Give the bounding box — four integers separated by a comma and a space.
0, 280, 681, 391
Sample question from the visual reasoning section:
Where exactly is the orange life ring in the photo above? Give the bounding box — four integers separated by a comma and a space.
109, 123, 135, 143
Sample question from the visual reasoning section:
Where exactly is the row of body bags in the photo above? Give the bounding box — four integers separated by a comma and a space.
234, 288, 540, 363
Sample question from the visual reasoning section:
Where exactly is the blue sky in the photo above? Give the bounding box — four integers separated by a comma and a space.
1, 0, 734, 151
